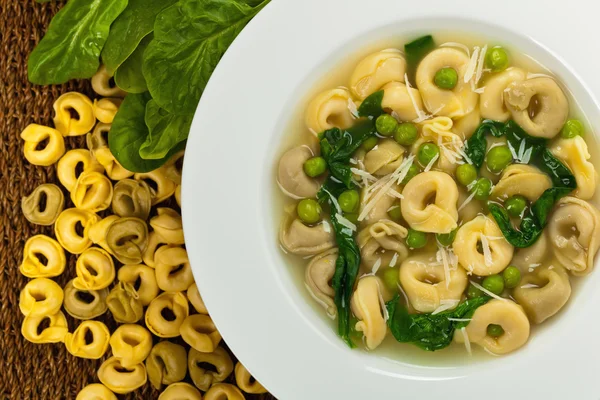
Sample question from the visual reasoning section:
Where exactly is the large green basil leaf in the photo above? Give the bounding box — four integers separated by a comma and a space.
28, 0, 128, 84
143, 0, 271, 114
101, 0, 177, 74
140, 100, 193, 159
114, 34, 153, 94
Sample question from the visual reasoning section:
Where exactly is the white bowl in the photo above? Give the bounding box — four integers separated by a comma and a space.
182, 0, 600, 398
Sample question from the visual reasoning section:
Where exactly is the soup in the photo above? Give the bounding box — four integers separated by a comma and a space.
275, 33, 600, 357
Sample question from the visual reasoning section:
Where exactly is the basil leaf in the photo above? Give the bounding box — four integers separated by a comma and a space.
386, 295, 490, 351
143, 0, 270, 114
357, 90, 384, 118
404, 35, 435, 79
465, 120, 506, 168
140, 100, 193, 159
101, 0, 177, 74
114, 34, 153, 94
28, 0, 128, 84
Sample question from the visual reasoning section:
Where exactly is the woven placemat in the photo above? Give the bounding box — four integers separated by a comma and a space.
0, 2, 275, 399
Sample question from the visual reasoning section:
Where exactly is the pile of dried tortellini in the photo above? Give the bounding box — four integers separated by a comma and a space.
18, 66, 266, 400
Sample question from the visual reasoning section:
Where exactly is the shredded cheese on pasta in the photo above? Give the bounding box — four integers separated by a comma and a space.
389, 253, 398, 267
469, 281, 507, 301
460, 327, 472, 355
458, 190, 477, 212
480, 234, 493, 267
432, 300, 459, 315
423, 153, 439, 172
335, 213, 357, 231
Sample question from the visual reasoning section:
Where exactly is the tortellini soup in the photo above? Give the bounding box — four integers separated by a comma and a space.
275, 34, 600, 358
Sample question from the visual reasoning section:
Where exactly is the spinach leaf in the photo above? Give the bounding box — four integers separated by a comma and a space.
464, 120, 506, 168
28, 0, 128, 84
320, 120, 376, 188
404, 35, 435, 80
386, 295, 490, 351
140, 100, 193, 159
101, 0, 177, 74
143, 0, 271, 114
357, 90, 384, 118
109, 92, 184, 172
114, 34, 153, 94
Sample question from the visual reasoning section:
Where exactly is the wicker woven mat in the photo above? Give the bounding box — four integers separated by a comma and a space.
0, 2, 274, 399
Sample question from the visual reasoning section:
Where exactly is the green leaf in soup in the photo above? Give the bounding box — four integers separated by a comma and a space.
28, 0, 128, 85
140, 100, 193, 160
101, 0, 178, 74
109, 93, 184, 172
114, 34, 153, 94
404, 35, 435, 79
143, 0, 271, 115
357, 90, 384, 118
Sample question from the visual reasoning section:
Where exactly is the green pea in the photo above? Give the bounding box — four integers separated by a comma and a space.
387, 204, 402, 221
382, 267, 400, 291
402, 164, 420, 184
343, 212, 359, 226
417, 143, 440, 167
303, 156, 327, 178
482, 274, 505, 295
361, 136, 379, 151
505, 195, 527, 217
503, 266, 521, 289
560, 119, 584, 139
436, 229, 457, 247
487, 324, 505, 338
406, 228, 427, 249
486, 145, 513, 173
456, 164, 477, 187
485, 47, 509, 72
338, 190, 359, 213
376, 114, 398, 136
473, 177, 492, 201
394, 122, 419, 146
434, 67, 458, 90
467, 283, 484, 299
297, 199, 322, 224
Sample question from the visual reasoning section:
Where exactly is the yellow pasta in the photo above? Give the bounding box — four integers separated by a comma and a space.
350, 276, 387, 350
175, 185, 181, 207
357, 219, 408, 271
63, 279, 108, 320
359, 183, 400, 223
381, 81, 422, 121
163, 150, 184, 185
204, 383, 246, 400
180, 314, 222, 353
93, 97, 122, 124
155, 246, 194, 292
145, 292, 189, 338
71, 171, 114, 212
19, 278, 64, 317
158, 383, 202, 400
86, 122, 110, 154
64, 320, 111, 359
480, 67, 526, 122
491, 164, 552, 202
21, 310, 68, 344
277, 146, 321, 199
188, 346, 233, 391
305, 88, 355, 135
134, 167, 177, 205
363, 139, 405, 176
91, 65, 127, 97
97, 356, 147, 394
304, 249, 337, 318
19, 235, 66, 278
106, 281, 144, 324
73, 247, 115, 291
146, 341, 188, 390
111, 179, 152, 219
57, 149, 104, 192
53, 92, 95, 136
109, 324, 153, 368
117, 264, 159, 306
54, 208, 99, 254
88, 215, 119, 255
350, 49, 406, 100
150, 207, 185, 244
105, 217, 148, 264
550, 136, 598, 200
235, 362, 267, 394
20, 124, 65, 166
279, 216, 335, 256
76, 383, 117, 400
142, 231, 170, 268
94, 147, 134, 180
21, 183, 65, 225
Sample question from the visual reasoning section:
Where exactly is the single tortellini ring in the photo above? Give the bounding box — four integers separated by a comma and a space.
164, 150, 184, 185
480, 67, 526, 122
401, 171, 459, 234
106, 217, 149, 265
416, 48, 478, 118
550, 136, 598, 200
93, 98, 122, 124
145, 292, 189, 338
150, 208, 185, 245
97, 356, 147, 394
142, 231, 170, 268
20, 124, 65, 166
188, 346, 233, 391
21, 183, 65, 225
76, 383, 117, 400
504, 77, 569, 138
511, 232, 549, 273
235, 362, 267, 394
71, 171, 113, 212
204, 384, 245, 400
350, 276, 387, 350
187, 283, 208, 314
106, 281, 144, 324
350, 49, 406, 100
19, 278, 64, 317
134, 167, 177, 205
73, 247, 115, 291
19, 235, 66, 278
175, 185, 181, 207
180, 314, 222, 353
453, 215, 514, 276
57, 149, 104, 192
454, 299, 530, 355
363, 139, 405, 176
280, 216, 335, 256
399, 255, 468, 313
118, 264, 159, 306
381, 81, 422, 121
452, 109, 481, 140
146, 341, 188, 390
86, 122, 110, 154
88, 215, 119, 255
491, 164, 552, 203
111, 179, 152, 219
305, 248, 337, 318
305, 87, 355, 135
155, 247, 194, 292
91, 65, 127, 97
63, 279, 108, 320
94, 147, 134, 180
64, 320, 111, 359
21, 310, 68, 344
109, 324, 153, 368
277, 146, 321, 199
547, 196, 600, 276
159, 383, 203, 400
54, 208, 100, 254
53, 92, 95, 136
357, 220, 409, 271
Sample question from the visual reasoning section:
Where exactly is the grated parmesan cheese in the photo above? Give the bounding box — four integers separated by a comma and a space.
423, 153, 439, 172
387, 188, 404, 199
437, 245, 452, 289
480, 234, 493, 267
461, 327, 472, 356
475, 45, 488, 84
321, 220, 331, 233
308, 128, 318, 137
277, 180, 304, 200
464, 46, 480, 84
350, 168, 377, 182
458, 190, 477, 212
322, 188, 342, 213
389, 252, 399, 267
335, 213, 357, 231
447, 317, 472, 322
404, 73, 429, 122
432, 300, 459, 315
349, 158, 358, 165
372, 258, 382, 274
520, 283, 540, 289
376, 280, 390, 322
347, 97, 359, 118
470, 281, 507, 301
455, 145, 473, 165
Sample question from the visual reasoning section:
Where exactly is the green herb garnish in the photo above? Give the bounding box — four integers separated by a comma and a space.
404, 35, 435, 78
357, 90, 384, 118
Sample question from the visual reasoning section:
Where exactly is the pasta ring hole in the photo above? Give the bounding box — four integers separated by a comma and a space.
108, 76, 116, 89
132, 275, 142, 292
75, 221, 85, 238
175, 157, 184, 173
34, 252, 48, 266
141, 178, 158, 193
326, 112, 348, 128
68, 107, 81, 121
38, 191, 48, 213
84, 327, 94, 345
476, 240, 484, 254
424, 192, 437, 207
528, 95, 542, 119
114, 365, 136, 374
37, 317, 51, 335
559, 223, 580, 239
75, 290, 96, 304
31, 291, 47, 302
35, 136, 50, 151
84, 263, 99, 277
122, 336, 141, 347
116, 234, 140, 247
74, 161, 85, 179
120, 196, 136, 215
169, 264, 185, 276
196, 361, 219, 374
528, 275, 550, 289
160, 307, 177, 322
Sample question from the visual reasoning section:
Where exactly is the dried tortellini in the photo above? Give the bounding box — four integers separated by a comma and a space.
550, 136, 597, 200
21, 124, 65, 166
180, 314, 222, 353
145, 292, 189, 338
106, 217, 148, 264
93, 98, 122, 124
305, 88, 355, 134
491, 164, 552, 202
53, 92, 96, 136
94, 147, 134, 180
146, 341, 188, 390
188, 346, 233, 391
150, 208, 185, 245
106, 281, 144, 324
350, 276, 387, 350
19, 235, 66, 278
86, 122, 110, 154
19, 278, 64, 317
204, 384, 245, 400
76, 383, 117, 400
97, 356, 147, 394
21, 311, 68, 344
235, 362, 267, 394
63, 279, 108, 320
117, 264, 159, 306
91, 65, 127, 97
142, 231, 169, 268
357, 220, 408, 270
109, 324, 153, 367
71, 171, 113, 212
112, 179, 152, 219
164, 150, 184, 185
305, 248, 337, 318
88, 215, 119, 255
159, 383, 202, 400
480, 67, 526, 122
54, 208, 99, 254
73, 247, 115, 291
21, 184, 65, 225
64, 320, 110, 359
135, 167, 177, 205
277, 146, 321, 199
279, 216, 335, 256
187, 283, 208, 314
155, 246, 194, 292
363, 139, 405, 176
350, 49, 406, 99
57, 149, 104, 192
